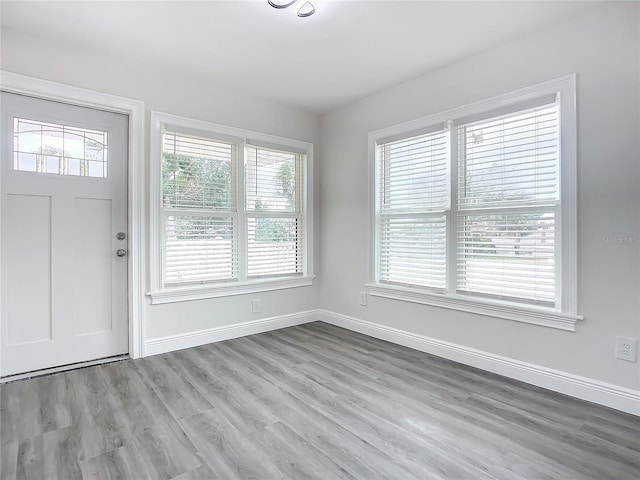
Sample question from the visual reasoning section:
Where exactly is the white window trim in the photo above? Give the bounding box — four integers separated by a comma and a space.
367, 75, 581, 330
149, 111, 314, 304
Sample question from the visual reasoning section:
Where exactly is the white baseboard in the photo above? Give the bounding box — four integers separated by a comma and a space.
144, 310, 319, 356
318, 309, 640, 416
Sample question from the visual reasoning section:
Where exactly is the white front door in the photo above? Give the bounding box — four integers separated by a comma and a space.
1, 92, 129, 377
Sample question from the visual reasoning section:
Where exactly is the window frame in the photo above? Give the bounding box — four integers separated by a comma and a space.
149, 111, 314, 304
367, 75, 581, 330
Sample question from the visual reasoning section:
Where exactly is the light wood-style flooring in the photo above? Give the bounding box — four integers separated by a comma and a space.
1, 322, 639, 479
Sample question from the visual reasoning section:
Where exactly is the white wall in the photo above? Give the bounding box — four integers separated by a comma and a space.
319, 3, 640, 390
0, 27, 321, 342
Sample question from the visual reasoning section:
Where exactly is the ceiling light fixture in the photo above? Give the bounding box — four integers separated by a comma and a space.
268, 0, 316, 18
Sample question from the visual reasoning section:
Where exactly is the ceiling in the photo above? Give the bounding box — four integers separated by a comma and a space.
1, 0, 599, 113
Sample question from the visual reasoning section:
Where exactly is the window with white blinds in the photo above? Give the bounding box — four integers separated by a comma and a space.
161, 132, 237, 285
245, 146, 303, 278
151, 111, 313, 301
378, 129, 449, 289
370, 76, 579, 327
456, 105, 559, 305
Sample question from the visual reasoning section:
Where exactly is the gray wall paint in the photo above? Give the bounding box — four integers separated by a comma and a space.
0, 28, 321, 340
319, 3, 640, 389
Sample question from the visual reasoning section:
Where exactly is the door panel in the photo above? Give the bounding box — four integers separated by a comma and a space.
1, 92, 129, 376
5, 193, 52, 345
74, 197, 113, 336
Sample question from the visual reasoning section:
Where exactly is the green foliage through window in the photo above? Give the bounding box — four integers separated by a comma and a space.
162, 153, 232, 210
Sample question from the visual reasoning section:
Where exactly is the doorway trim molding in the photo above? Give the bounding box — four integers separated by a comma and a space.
0, 70, 146, 363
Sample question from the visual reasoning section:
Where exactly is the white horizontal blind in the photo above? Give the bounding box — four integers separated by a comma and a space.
380, 130, 449, 211
164, 215, 236, 284
456, 103, 560, 305
162, 131, 237, 286
378, 129, 449, 289
247, 217, 301, 277
379, 216, 447, 288
245, 146, 303, 278
162, 133, 234, 210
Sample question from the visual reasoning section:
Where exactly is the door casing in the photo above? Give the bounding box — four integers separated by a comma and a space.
0, 71, 146, 377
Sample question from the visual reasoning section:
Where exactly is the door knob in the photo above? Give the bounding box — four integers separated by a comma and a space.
116, 232, 126, 240
116, 249, 127, 257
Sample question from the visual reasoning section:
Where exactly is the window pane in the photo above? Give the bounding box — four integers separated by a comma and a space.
457, 211, 556, 305
379, 130, 449, 212
246, 147, 299, 213
379, 216, 447, 289
162, 132, 234, 210
247, 217, 301, 277
15, 152, 37, 172
458, 104, 559, 208
164, 215, 236, 285
12, 117, 108, 178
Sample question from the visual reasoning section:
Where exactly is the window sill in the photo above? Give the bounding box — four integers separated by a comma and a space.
366, 283, 582, 331
148, 275, 315, 305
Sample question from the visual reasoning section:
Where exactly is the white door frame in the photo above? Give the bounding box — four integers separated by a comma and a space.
0, 71, 146, 366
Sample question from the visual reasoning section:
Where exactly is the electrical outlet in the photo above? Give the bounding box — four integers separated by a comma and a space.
360, 291, 367, 306
252, 299, 261, 314
615, 336, 637, 362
